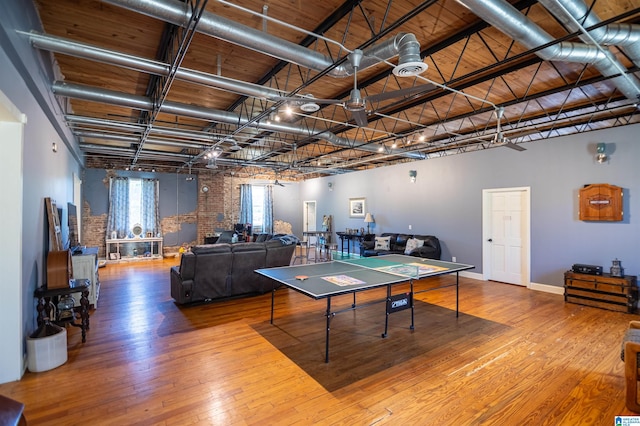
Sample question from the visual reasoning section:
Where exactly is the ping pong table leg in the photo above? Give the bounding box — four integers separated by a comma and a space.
382, 284, 391, 338
270, 288, 276, 324
456, 272, 459, 318
410, 279, 415, 330
325, 296, 333, 363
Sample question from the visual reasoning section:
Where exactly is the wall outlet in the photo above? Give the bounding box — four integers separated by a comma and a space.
452, 256, 457, 262
408, 224, 412, 230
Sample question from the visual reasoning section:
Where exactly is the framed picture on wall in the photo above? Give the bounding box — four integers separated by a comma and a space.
349, 197, 366, 218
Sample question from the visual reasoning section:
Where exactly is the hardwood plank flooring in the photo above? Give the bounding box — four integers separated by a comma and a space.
1, 258, 637, 425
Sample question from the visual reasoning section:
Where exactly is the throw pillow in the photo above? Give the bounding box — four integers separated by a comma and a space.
374, 236, 391, 251
404, 238, 424, 255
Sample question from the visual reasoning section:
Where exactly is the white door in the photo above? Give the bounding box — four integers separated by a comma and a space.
482, 188, 530, 286
303, 201, 317, 242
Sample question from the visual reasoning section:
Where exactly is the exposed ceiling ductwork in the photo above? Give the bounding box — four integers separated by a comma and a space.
102, 0, 426, 78
455, 0, 640, 102
26, 0, 640, 177
537, 0, 640, 69
26, 32, 287, 101
52, 81, 425, 160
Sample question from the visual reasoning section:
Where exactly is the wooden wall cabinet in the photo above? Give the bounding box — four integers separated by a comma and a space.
564, 271, 637, 313
579, 183, 623, 221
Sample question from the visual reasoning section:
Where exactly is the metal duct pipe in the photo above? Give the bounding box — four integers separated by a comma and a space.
79, 142, 337, 172
538, 0, 640, 69
79, 143, 192, 159
65, 115, 230, 143
455, 0, 640, 101
53, 81, 423, 159
27, 32, 285, 100
75, 130, 209, 149
102, 0, 423, 77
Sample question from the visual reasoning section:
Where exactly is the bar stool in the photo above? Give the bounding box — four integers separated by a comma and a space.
305, 235, 318, 263
291, 241, 306, 265
319, 242, 337, 262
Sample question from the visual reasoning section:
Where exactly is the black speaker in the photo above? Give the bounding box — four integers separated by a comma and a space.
572, 264, 603, 275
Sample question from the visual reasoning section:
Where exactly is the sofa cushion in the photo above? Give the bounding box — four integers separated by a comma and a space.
374, 236, 391, 250
394, 234, 411, 248
410, 235, 442, 259
231, 242, 266, 253
192, 244, 232, 254
254, 233, 271, 242
404, 238, 424, 255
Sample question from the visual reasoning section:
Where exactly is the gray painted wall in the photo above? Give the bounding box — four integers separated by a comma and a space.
1, 0, 82, 382
300, 124, 640, 288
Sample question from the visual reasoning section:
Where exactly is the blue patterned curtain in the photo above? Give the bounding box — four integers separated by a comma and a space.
107, 177, 130, 239
141, 178, 161, 236
263, 185, 274, 234
239, 184, 253, 225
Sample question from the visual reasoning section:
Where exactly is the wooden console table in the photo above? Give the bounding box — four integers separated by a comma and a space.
336, 232, 373, 254
106, 237, 163, 261
34, 279, 90, 342
564, 271, 638, 313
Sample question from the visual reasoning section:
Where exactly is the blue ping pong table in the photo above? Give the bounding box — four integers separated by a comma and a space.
256, 254, 474, 362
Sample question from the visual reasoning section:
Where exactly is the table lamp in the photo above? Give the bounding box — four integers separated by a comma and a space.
364, 213, 374, 234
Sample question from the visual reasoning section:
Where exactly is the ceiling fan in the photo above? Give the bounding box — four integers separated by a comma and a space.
272, 179, 285, 187
493, 107, 526, 151
277, 49, 436, 127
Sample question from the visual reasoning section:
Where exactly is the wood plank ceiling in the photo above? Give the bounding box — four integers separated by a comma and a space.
31, 0, 640, 179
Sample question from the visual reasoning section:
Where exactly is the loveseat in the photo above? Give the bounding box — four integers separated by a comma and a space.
360, 233, 441, 259
170, 239, 296, 304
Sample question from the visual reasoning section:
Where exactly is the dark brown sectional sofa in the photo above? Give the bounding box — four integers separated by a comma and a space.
170, 240, 296, 304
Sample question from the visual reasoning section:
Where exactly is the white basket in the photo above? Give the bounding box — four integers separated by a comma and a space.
26, 327, 67, 372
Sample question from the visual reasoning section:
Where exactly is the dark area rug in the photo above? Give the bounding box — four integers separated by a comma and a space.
252, 299, 511, 392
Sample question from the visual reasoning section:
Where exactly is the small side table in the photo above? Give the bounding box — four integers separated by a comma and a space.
34, 279, 90, 343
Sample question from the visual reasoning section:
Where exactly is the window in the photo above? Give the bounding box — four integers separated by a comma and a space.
107, 177, 161, 239
251, 185, 264, 232
128, 178, 142, 227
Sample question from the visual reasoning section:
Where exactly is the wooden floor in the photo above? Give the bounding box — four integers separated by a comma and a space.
1, 258, 637, 425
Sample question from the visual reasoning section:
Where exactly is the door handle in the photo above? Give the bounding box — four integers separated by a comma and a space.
487, 238, 493, 242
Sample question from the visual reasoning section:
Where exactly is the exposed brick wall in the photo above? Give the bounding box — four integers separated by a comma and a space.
161, 211, 197, 256
81, 167, 282, 258
81, 200, 108, 258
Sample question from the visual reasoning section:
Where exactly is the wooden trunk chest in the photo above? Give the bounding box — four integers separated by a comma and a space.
564, 271, 638, 313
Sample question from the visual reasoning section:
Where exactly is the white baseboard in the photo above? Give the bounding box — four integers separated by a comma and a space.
460, 271, 483, 280
529, 281, 564, 295
459, 271, 563, 295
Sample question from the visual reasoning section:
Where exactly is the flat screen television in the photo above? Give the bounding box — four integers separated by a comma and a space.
68, 202, 80, 249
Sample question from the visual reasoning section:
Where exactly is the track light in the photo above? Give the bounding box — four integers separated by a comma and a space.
206, 158, 218, 169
